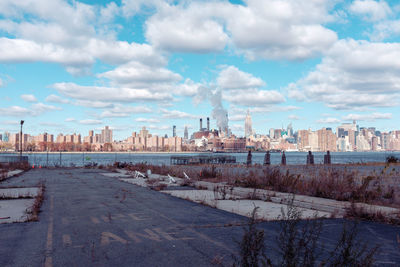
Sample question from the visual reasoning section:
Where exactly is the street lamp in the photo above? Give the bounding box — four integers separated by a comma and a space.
20, 120, 24, 161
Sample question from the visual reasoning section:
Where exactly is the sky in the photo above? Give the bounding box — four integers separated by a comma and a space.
0, 0, 400, 140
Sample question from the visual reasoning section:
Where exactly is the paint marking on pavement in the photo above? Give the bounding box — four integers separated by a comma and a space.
62, 234, 72, 246
101, 215, 111, 223
100, 232, 128, 246
44, 196, 54, 267
91, 216, 100, 224
124, 229, 162, 243
128, 213, 149, 221
157, 213, 234, 254
153, 227, 194, 241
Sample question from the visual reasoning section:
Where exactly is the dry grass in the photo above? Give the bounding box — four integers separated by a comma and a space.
27, 183, 45, 222
121, 163, 400, 209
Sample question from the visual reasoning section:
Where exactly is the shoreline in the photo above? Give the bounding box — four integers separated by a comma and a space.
1, 151, 399, 154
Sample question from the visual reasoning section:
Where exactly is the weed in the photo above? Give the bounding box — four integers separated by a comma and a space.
323, 221, 378, 266
276, 195, 323, 267
232, 206, 271, 267
27, 183, 45, 222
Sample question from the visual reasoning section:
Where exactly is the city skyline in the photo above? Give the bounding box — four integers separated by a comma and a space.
1, 0, 400, 140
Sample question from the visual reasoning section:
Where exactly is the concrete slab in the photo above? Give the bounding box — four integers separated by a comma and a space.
100, 172, 132, 178
0, 169, 23, 179
119, 178, 148, 187
162, 190, 331, 221
0, 187, 40, 198
0, 198, 35, 223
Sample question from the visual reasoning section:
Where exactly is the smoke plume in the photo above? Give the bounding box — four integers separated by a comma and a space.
194, 85, 229, 132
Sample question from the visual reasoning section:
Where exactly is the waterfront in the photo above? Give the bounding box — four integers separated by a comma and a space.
1, 151, 400, 167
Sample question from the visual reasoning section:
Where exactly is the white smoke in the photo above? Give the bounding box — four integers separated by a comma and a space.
194, 85, 229, 132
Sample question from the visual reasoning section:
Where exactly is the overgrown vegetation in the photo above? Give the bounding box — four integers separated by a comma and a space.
120, 163, 399, 208
27, 183, 45, 221
232, 207, 271, 267
231, 199, 379, 267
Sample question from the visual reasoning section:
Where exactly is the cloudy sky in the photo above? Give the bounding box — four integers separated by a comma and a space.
0, 0, 399, 139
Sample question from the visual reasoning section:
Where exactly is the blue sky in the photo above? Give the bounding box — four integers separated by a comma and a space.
1, 0, 400, 140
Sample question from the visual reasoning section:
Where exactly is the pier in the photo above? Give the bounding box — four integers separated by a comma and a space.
170, 155, 236, 165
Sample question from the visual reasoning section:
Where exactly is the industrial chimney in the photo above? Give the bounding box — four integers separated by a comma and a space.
200, 118, 203, 130
207, 117, 210, 131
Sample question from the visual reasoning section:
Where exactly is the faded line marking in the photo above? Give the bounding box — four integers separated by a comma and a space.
91, 216, 100, 224
124, 229, 162, 243
157, 213, 234, 254
44, 196, 54, 267
100, 232, 128, 246
128, 213, 149, 221
62, 234, 72, 246
101, 215, 111, 223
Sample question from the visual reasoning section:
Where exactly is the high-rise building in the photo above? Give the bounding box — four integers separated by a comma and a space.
3, 132, 9, 142
173, 125, 176, 137
184, 126, 188, 140
139, 127, 149, 138
244, 110, 252, 138
101, 126, 113, 143
269, 128, 274, 139
287, 123, 293, 137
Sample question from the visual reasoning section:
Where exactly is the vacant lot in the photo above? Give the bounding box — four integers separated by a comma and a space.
0, 168, 399, 266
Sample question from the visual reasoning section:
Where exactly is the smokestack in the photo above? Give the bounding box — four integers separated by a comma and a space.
200, 118, 203, 130
207, 117, 210, 131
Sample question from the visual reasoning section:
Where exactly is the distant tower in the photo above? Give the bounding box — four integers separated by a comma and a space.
200, 118, 203, 130
207, 117, 210, 131
173, 125, 176, 137
287, 123, 293, 137
184, 126, 188, 139
245, 110, 252, 138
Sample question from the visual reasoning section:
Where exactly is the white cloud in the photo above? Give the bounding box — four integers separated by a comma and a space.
349, 0, 392, 22
0, 78, 3, 87
224, 89, 285, 107
0, 38, 93, 67
0, 1, 165, 74
217, 66, 265, 90
135, 118, 161, 123
143, 1, 337, 60
145, 2, 229, 53
52, 82, 173, 103
79, 119, 102, 125
98, 61, 181, 88
342, 112, 392, 121
65, 118, 76, 122
100, 105, 152, 118
316, 117, 340, 124
146, 124, 170, 131
288, 114, 300, 120
161, 109, 198, 119
45, 94, 70, 104
0, 103, 60, 117
31, 103, 61, 115
369, 19, 400, 41
229, 114, 246, 121
288, 39, 400, 110
21, 94, 37, 103
74, 100, 114, 109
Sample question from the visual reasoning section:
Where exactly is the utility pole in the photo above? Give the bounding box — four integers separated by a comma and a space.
20, 120, 24, 162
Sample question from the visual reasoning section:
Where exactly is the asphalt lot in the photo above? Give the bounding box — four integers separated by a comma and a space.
0, 168, 399, 266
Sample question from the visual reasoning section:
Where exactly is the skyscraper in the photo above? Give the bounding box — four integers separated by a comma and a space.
184, 126, 188, 140
173, 125, 176, 137
287, 123, 293, 137
101, 126, 113, 143
244, 110, 252, 138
